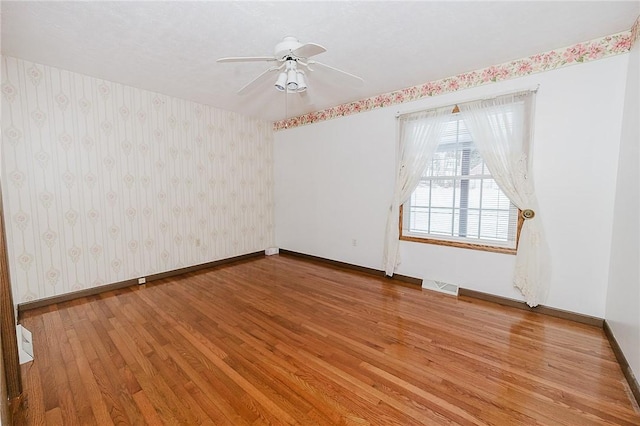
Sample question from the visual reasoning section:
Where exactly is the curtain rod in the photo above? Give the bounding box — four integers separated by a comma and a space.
395, 84, 540, 119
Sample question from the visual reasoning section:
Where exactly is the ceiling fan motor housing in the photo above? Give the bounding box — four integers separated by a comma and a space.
274, 36, 303, 59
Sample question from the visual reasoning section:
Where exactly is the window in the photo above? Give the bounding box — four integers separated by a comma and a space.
400, 116, 521, 254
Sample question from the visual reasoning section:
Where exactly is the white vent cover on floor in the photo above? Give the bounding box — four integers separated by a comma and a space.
421, 279, 459, 296
17, 324, 34, 364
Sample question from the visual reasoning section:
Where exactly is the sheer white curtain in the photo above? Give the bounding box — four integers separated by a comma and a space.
383, 107, 451, 276
459, 91, 550, 307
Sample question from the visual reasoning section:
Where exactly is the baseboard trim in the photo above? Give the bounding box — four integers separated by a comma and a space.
603, 320, 640, 408
458, 288, 604, 327
278, 249, 422, 286
277, 251, 603, 329
145, 251, 263, 282
17, 251, 264, 314
17, 279, 138, 313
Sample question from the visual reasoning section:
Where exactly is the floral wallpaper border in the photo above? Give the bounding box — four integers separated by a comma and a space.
274, 21, 638, 132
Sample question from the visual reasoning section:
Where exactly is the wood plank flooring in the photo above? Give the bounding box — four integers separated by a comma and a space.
14, 254, 640, 425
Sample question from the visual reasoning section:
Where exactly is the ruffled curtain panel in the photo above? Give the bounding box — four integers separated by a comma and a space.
384, 90, 550, 307
383, 107, 451, 276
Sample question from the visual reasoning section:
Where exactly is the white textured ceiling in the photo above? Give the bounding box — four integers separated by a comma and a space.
1, 1, 638, 122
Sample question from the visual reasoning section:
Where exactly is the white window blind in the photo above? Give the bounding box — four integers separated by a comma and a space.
402, 114, 519, 249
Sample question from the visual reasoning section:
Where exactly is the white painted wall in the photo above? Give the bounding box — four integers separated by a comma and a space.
275, 55, 628, 318
606, 39, 639, 381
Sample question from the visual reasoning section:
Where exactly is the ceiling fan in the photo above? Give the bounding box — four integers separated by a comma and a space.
217, 36, 364, 95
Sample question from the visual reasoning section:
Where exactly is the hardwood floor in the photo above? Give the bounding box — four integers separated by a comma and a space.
15, 254, 640, 425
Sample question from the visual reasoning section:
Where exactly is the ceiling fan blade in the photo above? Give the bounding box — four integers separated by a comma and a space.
237, 65, 282, 95
291, 43, 326, 59
306, 60, 364, 87
217, 56, 277, 63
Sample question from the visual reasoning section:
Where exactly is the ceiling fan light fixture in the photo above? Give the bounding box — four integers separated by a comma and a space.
296, 71, 307, 92
274, 72, 287, 91
219, 36, 363, 96
286, 68, 298, 90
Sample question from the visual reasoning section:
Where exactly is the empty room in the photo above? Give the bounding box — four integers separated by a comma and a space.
1, 1, 639, 424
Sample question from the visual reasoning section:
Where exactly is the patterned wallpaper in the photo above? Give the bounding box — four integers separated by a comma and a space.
1, 56, 274, 303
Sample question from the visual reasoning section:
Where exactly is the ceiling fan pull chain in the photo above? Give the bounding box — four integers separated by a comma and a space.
284, 87, 288, 128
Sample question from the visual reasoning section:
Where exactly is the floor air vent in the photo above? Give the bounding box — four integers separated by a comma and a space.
421, 279, 459, 296
17, 324, 34, 364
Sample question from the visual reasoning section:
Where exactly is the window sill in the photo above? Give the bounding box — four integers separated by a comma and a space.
399, 234, 517, 255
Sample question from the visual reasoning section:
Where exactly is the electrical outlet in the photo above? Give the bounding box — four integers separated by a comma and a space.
138, 277, 146, 285
352, 239, 357, 247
